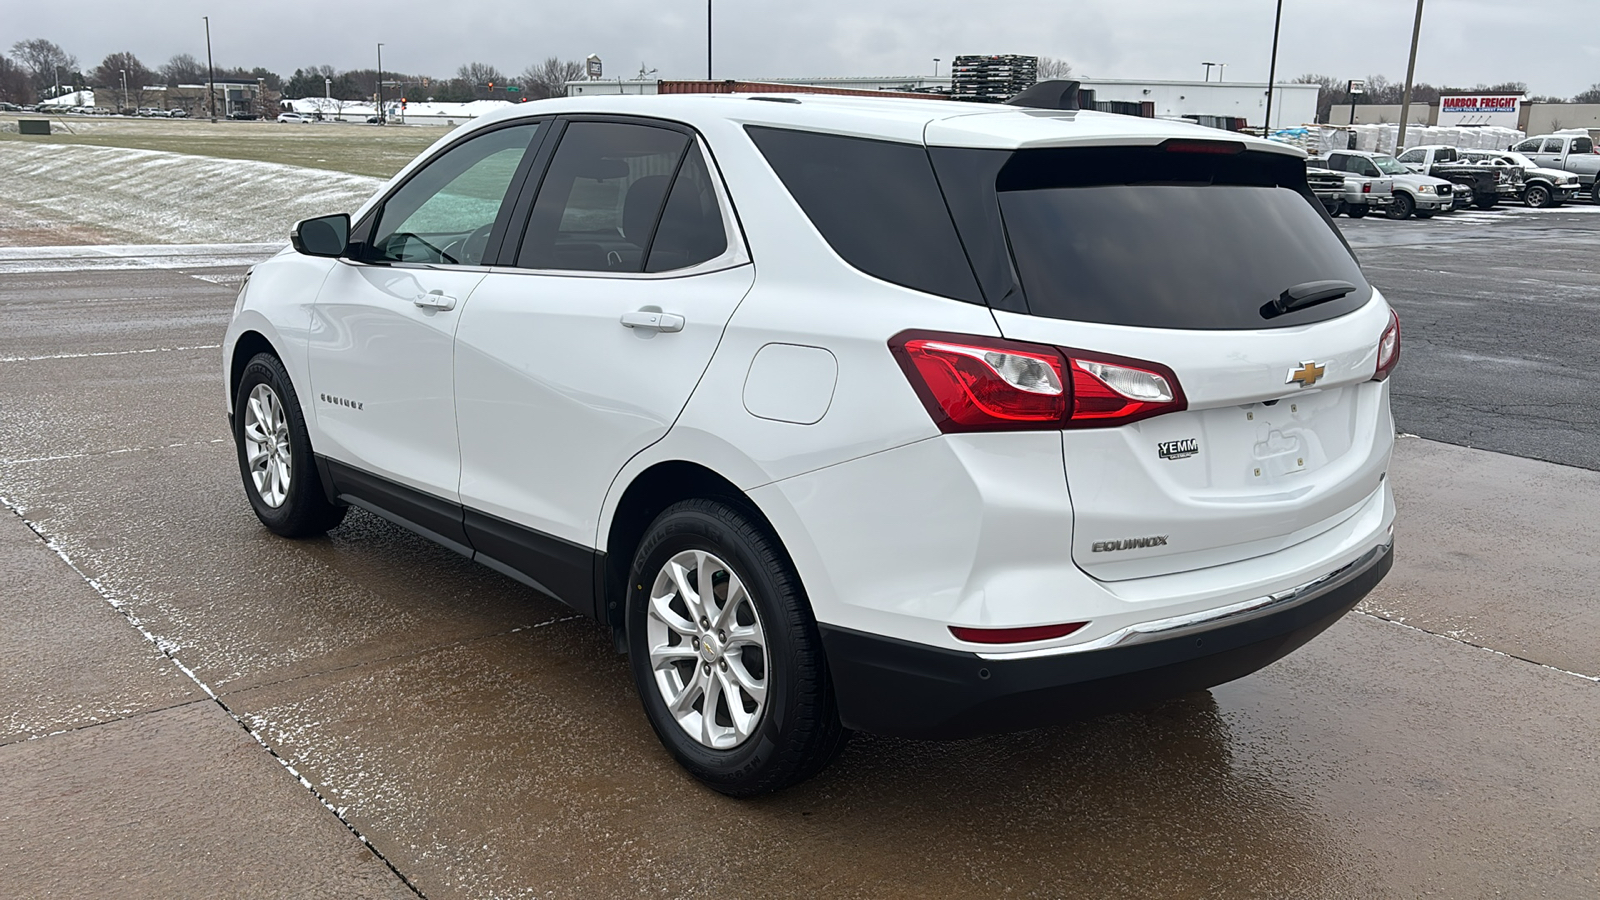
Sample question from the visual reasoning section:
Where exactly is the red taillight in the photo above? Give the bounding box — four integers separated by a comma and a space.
950, 622, 1088, 644
1362, 182, 1373, 194
1373, 309, 1401, 381
890, 332, 1187, 431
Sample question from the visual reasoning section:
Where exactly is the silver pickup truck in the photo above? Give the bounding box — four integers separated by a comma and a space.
1510, 133, 1600, 203
1320, 150, 1459, 219
1459, 149, 1582, 207
1306, 165, 1393, 218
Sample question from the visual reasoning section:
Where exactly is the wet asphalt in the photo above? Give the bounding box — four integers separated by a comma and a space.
1, 212, 1598, 898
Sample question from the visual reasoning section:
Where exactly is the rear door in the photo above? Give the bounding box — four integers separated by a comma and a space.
452, 117, 751, 601
935, 142, 1393, 582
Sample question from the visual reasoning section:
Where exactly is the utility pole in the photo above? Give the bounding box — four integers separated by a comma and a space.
1217, 63, 1228, 82
1202, 61, 1215, 83
1263, 0, 1284, 134
1397, 0, 1426, 154
376, 43, 384, 124
120, 69, 128, 113
204, 16, 217, 122
706, 0, 713, 80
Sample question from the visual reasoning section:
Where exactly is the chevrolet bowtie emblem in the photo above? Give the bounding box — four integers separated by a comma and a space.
1287, 361, 1326, 388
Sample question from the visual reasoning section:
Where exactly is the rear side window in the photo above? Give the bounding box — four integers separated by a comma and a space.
987, 146, 1371, 330
1574, 137, 1595, 154
746, 126, 981, 303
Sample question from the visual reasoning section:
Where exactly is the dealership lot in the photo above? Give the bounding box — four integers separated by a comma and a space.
2, 209, 1598, 896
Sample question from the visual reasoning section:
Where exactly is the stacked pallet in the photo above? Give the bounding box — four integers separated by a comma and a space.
951, 55, 1038, 103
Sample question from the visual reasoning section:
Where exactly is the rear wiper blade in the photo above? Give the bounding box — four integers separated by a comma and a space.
1262, 280, 1357, 318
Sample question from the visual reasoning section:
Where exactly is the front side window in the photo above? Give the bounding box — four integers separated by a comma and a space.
1373, 156, 1409, 176
1541, 138, 1565, 154
1513, 139, 1541, 153
368, 123, 541, 265
516, 121, 690, 272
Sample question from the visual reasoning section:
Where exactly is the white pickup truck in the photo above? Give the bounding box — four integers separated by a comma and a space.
1510, 133, 1600, 203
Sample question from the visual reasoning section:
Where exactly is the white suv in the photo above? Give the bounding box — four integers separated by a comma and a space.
223, 90, 1398, 795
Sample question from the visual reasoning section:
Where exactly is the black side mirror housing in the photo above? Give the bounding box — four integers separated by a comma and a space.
291, 213, 351, 257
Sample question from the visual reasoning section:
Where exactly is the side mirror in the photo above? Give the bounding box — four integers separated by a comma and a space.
291, 213, 350, 257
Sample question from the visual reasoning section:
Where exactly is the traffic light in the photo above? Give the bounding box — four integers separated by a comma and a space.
488, 81, 494, 90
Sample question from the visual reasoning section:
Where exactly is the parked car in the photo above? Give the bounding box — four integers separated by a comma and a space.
136, 107, 165, 117
0, 101, 20, 112
1511, 133, 1600, 203
167, 108, 189, 118
1459, 149, 1581, 208
1321, 150, 1459, 219
277, 112, 312, 124
1308, 164, 1393, 218
1395, 145, 1520, 209
224, 92, 1398, 795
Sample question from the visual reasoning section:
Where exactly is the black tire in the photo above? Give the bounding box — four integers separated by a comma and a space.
1386, 193, 1414, 220
233, 352, 346, 538
1524, 184, 1552, 208
1474, 193, 1498, 210
1329, 200, 1345, 217
1346, 205, 1369, 219
1591, 182, 1600, 204
1415, 209, 1435, 218
626, 499, 849, 796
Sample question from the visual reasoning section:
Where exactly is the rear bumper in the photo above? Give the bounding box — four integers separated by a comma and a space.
820, 541, 1393, 739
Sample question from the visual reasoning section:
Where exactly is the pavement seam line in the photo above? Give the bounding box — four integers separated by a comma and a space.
0, 494, 429, 900
0, 343, 222, 363
1354, 610, 1600, 683
0, 697, 214, 749
1, 438, 228, 467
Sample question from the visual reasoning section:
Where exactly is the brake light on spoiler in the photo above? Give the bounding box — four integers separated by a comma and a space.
889, 331, 1187, 432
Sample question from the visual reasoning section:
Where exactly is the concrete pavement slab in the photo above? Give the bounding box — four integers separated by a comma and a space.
0, 442, 571, 693
1367, 435, 1600, 677
0, 508, 200, 744
0, 701, 413, 899
0, 347, 223, 462
0, 268, 235, 359
224, 610, 1600, 899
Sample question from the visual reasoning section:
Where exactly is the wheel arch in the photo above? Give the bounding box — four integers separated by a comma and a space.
229, 329, 279, 409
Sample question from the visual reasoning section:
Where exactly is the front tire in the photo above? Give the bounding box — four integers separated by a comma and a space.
1345, 204, 1368, 219
233, 353, 346, 537
626, 499, 848, 796
1524, 184, 1552, 208
1386, 193, 1414, 220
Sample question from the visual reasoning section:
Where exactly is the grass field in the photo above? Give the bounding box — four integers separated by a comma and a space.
0, 114, 449, 178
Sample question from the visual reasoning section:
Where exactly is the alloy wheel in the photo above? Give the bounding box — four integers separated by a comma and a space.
242, 383, 292, 508
645, 549, 769, 750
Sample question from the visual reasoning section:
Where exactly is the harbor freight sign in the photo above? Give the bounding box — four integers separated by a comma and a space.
1437, 93, 1523, 126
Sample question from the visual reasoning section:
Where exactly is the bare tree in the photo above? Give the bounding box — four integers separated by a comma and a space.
0, 53, 32, 104
9, 38, 76, 97
520, 57, 585, 100
1574, 84, 1600, 104
1036, 56, 1073, 81
160, 53, 206, 86
93, 51, 154, 109
457, 61, 506, 87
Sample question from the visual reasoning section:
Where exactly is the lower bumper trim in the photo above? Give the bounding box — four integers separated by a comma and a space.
819, 542, 1393, 740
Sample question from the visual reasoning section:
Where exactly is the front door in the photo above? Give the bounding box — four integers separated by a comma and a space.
453, 118, 752, 604
309, 121, 545, 545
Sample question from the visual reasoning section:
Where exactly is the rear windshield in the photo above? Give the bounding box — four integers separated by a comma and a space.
992, 146, 1371, 330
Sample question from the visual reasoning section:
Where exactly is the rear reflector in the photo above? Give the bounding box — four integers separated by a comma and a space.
950, 622, 1088, 644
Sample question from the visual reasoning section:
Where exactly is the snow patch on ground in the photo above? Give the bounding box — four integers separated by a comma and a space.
0, 143, 383, 245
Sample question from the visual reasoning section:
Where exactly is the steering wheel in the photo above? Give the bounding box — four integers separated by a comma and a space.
444, 223, 495, 266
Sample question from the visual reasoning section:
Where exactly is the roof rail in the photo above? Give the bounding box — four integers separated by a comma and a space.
1006, 80, 1082, 111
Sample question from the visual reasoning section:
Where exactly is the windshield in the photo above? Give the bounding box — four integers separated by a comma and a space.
1373, 156, 1409, 175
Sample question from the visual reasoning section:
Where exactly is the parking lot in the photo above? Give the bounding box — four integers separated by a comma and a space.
2, 206, 1598, 897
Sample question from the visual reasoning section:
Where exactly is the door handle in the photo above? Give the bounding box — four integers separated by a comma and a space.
414, 290, 457, 311
620, 310, 685, 333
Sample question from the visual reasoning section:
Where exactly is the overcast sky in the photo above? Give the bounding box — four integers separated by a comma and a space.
12, 0, 1600, 97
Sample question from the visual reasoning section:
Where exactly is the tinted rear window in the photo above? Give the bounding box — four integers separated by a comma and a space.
993, 146, 1371, 330
746, 126, 982, 303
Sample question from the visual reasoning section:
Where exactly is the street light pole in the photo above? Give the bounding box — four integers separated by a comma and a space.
1263, 0, 1284, 134
1202, 61, 1215, 83
120, 69, 128, 113
204, 16, 217, 122
376, 43, 384, 124
706, 0, 713, 80
1397, 0, 1426, 154
1217, 63, 1228, 82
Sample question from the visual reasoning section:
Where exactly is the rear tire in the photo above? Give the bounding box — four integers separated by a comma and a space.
1386, 193, 1414, 220
1524, 184, 1552, 208
626, 499, 849, 796
1591, 182, 1600, 204
233, 353, 346, 538
1346, 204, 1369, 219
1415, 209, 1435, 219
1329, 200, 1345, 217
